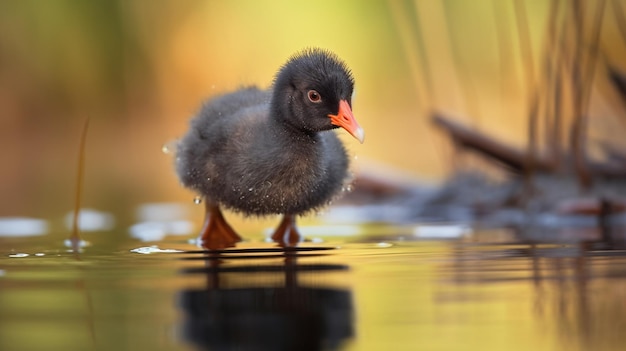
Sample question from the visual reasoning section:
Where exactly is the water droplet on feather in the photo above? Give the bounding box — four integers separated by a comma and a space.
162, 140, 178, 154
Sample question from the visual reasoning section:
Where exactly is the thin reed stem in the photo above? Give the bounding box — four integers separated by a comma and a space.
69, 117, 90, 245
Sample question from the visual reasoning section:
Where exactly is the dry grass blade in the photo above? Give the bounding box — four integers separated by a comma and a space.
513, 0, 539, 191
569, 0, 606, 190
68, 117, 90, 250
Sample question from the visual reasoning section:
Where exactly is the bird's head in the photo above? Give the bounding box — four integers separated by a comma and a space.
272, 48, 364, 143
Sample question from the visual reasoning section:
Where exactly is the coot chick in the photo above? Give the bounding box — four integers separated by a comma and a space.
176, 48, 364, 248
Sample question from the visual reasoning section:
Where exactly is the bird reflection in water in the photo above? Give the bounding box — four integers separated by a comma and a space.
178, 246, 354, 351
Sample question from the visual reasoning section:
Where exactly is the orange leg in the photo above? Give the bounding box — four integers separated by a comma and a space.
197, 202, 241, 250
271, 215, 302, 247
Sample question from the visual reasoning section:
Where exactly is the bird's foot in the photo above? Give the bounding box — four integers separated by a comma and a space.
197, 204, 242, 250
271, 215, 302, 247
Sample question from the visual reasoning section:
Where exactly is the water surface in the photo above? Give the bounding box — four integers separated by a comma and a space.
1, 224, 625, 351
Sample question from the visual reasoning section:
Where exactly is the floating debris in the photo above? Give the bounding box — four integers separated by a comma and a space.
413, 224, 471, 239
375, 242, 393, 248
64, 238, 91, 249
129, 220, 193, 242
130, 246, 183, 255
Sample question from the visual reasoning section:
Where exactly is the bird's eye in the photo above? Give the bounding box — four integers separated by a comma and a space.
307, 90, 322, 103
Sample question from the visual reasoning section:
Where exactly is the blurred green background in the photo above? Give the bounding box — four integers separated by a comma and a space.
1, 0, 625, 226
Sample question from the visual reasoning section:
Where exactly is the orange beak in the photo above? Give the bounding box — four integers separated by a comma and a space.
328, 100, 365, 143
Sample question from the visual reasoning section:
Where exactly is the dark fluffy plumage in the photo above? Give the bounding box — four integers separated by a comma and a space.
176, 49, 355, 216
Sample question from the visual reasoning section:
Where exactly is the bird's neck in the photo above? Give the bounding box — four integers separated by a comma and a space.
270, 118, 319, 147
269, 97, 319, 145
